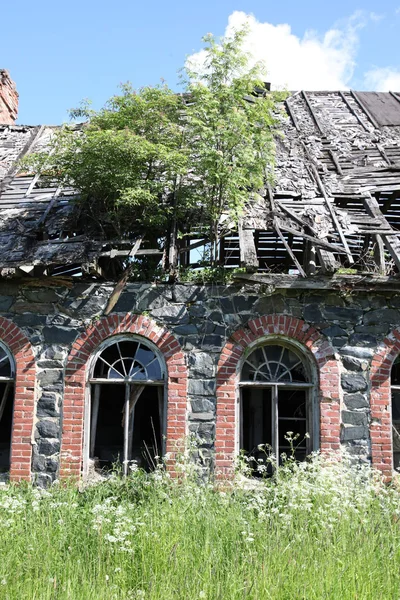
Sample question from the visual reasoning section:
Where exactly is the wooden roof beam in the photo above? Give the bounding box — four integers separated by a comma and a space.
301, 91, 325, 135
285, 99, 301, 131
338, 92, 369, 132
302, 143, 354, 263
275, 217, 348, 254
273, 219, 306, 277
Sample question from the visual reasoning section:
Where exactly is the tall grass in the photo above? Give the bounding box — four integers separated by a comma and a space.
1, 453, 400, 599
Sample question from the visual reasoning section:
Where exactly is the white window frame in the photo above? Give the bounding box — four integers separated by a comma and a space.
237, 338, 318, 467
83, 334, 167, 477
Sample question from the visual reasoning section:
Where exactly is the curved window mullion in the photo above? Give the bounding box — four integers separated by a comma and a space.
98, 355, 120, 378
275, 367, 292, 382
116, 342, 128, 377
275, 346, 285, 380
261, 347, 273, 380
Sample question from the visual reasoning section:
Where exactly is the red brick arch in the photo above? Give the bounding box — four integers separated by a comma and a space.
215, 315, 340, 476
59, 314, 187, 478
370, 329, 400, 479
0, 317, 36, 481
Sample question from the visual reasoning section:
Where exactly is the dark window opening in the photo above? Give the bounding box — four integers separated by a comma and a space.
241, 387, 308, 476
0, 383, 14, 479
240, 343, 312, 476
90, 384, 163, 473
391, 356, 400, 471
88, 338, 165, 477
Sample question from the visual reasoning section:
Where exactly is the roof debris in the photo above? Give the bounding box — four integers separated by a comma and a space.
2, 90, 400, 279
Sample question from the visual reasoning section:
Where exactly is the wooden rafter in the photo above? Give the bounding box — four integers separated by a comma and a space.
103, 236, 144, 315
302, 91, 324, 134
338, 92, 369, 131
273, 218, 306, 277
304, 150, 354, 263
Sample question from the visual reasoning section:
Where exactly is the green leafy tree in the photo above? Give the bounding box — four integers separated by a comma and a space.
183, 28, 279, 262
23, 26, 283, 272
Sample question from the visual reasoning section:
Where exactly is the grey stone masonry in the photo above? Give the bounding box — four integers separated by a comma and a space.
2, 279, 400, 481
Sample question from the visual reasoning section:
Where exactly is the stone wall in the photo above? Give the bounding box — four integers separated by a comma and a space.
1, 279, 399, 485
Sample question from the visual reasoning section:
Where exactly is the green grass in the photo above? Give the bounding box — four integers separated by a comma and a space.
1, 455, 400, 599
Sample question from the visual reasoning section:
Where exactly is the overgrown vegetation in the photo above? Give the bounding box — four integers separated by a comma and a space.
1, 453, 400, 599
23, 28, 283, 271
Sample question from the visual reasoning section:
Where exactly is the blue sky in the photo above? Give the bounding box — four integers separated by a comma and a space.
1, 0, 400, 124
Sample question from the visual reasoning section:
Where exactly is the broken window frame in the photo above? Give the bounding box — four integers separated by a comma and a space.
0, 342, 15, 477
238, 340, 317, 471
83, 334, 167, 477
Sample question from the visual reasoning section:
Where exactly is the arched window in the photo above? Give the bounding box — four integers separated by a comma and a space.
86, 336, 166, 476
0, 343, 15, 480
240, 342, 314, 473
391, 356, 400, 471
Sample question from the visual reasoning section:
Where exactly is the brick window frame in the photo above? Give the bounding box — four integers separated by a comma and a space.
215, 315, 340, 477
59, 314, 187, 478
0, 317, 36, 481
370, 330, 400, 479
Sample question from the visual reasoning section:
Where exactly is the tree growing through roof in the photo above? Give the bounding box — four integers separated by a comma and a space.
23, 27, 283, 275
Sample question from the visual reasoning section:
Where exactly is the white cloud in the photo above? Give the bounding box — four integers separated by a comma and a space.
187, 11, 365, 90
364, 67, 400, 91
369, 12, 385, 22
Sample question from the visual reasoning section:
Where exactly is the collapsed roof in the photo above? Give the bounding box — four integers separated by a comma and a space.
2, 90, 400, 280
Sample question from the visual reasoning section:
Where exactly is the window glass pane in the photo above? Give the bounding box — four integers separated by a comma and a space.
392, 390, 400, 472
278, 420, 307, 449
93, 340, 163, 381
278, 389, 307, 456
0, 346, 13, 378
90, 383, 164, 474
278, 389, 307, 419
392, 390, 400, 422
392, 356, 400, 385
0, 383, 14, 475
241, 344, 308, 383
242, 387, 272, 455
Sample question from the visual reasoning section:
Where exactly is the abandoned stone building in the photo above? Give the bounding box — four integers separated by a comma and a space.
1, 69, 400, 486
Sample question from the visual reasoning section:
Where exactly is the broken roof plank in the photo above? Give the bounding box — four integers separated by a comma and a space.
0, 126, 44, 195
302, 91, 325, 135
304, 147, 354, 263
316, 248, 339, 274
275, 217, 348, 254
327, 148, 343, 175
231, 272, 400, 290
103, 236, 144, 315
273, 219, 306, 277
373, 234, 386, 275
275, 200, 320, 236
364, 194, 400, 272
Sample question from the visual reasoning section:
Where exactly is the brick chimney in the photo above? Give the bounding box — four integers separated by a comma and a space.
0, 70, 18, 124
